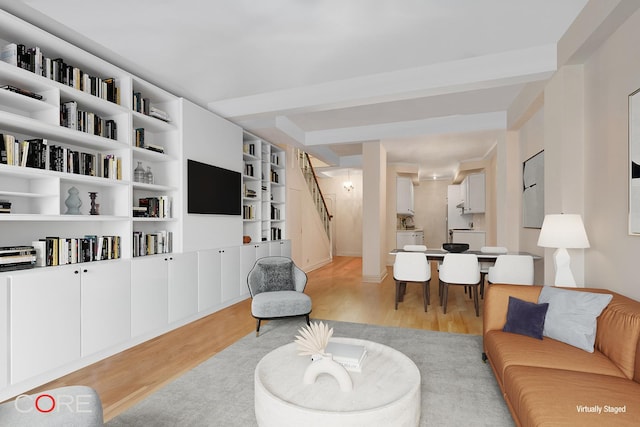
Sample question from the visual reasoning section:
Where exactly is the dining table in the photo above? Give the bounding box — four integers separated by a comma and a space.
389, 248, 542, 263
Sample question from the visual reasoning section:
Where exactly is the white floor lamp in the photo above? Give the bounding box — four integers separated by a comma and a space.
537, 214, 590, 287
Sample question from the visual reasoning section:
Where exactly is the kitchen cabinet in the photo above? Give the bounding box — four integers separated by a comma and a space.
460, 173, 486, 213
9, 266, 81, 384
396, 230, 424, 248
396, 176, 415, 215
451, 230, 486, 251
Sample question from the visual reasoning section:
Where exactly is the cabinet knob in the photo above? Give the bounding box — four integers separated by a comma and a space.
74, 270, 79, 274
83, 269, 88, 273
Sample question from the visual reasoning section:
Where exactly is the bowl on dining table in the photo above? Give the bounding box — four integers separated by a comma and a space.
442, 243, 470, 253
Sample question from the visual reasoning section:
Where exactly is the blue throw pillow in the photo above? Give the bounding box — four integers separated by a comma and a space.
538, 286, 612, 352
502, 296, 549, 340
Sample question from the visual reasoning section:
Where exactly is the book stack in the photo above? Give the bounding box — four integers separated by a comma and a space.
243, 204, 255, 220
0, 246, 36, 271
149, 106, 171, 122
245, 188, 257, 198
325, 341, 368, 372
0, 200, 11, 214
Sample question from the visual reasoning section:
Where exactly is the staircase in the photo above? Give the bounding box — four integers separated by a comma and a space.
296, 149, 332, 240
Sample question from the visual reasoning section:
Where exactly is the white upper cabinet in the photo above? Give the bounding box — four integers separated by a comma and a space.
459, 172, 486, 214
396, 176, 414, 216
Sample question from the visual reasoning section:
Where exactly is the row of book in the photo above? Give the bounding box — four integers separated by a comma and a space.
244, 162, 256, 177
0, 43, 119, 104
270, 227, 283, 241
132, 92, 171, 122
132, 230, 173, 257
134, 196, 171, 218
243, 143, 257, 156
243, 204, 256, 220
133, 128, 165, 153
271, 170, 280, 183
271, 205, 282, 220
1, 134, 122, 179
31, 235, 121, 267
60, 101, 118, 140
0, 246, 36, 271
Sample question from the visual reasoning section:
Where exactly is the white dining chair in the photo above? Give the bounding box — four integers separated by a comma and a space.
438, 253, 481, 316
479, 246, 508, 298
393, 252, 431, 311
487, 255, 534, 285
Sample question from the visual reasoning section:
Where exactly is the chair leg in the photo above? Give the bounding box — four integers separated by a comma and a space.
439, 280, 443, 305
426, 279, 431, 305
472, 284, 480, 317
255, 318, 262, 337
480, 272, 487, 299
422, 281, 428, 312
442, 283, 449, 314
395, 280, 401, 310
305, 314, 310, 326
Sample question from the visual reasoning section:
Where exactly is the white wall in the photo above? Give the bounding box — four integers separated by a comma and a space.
284, 146, 332, 271
582, 8, 640, 300
317, 173, 363, 257
180, 99, 243, 251
413, 180, 449, 249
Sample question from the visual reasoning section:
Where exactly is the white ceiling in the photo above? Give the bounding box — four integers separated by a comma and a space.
3, 0, 588, 179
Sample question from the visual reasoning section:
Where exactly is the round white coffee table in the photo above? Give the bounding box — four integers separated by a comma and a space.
254, 337, 421, 427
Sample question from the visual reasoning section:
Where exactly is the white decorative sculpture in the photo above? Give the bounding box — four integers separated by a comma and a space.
295, 322, 353, 392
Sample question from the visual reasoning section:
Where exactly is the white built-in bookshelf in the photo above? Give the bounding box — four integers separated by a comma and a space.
242, 132, 286, 244
0, 9, 181, 260
0, 9, 288, 402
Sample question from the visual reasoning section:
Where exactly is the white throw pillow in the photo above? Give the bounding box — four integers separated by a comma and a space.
538, 286, 612, 353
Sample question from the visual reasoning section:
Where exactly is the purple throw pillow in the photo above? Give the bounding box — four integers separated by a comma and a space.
503, 296, 549, 340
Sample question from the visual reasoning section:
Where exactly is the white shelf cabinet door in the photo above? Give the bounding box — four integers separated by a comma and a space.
241, 242, 270, 297
0, 275, 9, 389
269, 240, 291, 257
197, 249, 222, 312
168, 252, 198, 323
9, 266, 81, 384
131, 256, 169, 338
81, 260, 131, 357
220, 246, 241, 303
396, 176, 414, 215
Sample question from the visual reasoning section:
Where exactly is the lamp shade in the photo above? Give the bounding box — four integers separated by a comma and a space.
537, 214, 590, 249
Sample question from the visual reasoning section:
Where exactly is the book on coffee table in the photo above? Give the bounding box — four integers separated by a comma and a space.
325, 341, 367, 372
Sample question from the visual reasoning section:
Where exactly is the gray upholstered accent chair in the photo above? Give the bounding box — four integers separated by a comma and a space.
0, 385, 103, 426
247, 256, 311, 336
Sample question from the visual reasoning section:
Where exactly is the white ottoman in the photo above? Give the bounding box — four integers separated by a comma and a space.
255, 337, 421, 427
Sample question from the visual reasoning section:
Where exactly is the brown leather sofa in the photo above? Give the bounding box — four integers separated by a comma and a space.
483, 284, 640, 427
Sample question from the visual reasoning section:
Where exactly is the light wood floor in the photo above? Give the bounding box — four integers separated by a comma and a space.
23, 256, 483, 421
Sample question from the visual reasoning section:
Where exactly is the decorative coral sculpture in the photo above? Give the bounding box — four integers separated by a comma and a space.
295, 321, 333, 359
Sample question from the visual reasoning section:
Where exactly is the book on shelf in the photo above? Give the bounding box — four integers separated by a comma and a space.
325, 341, 368, 372
148, 106, 171, 122
144, 143, 165, 154
60, 101, 118, 140
0, 200, 12, 214
1, 84, 44, 100
135, 128, 145, 148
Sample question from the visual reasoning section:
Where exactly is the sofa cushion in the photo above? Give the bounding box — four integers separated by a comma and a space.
503, 365, 640, 427
484, 330, 625, 387
502, 296, 548, 340
538, 286, 612, 352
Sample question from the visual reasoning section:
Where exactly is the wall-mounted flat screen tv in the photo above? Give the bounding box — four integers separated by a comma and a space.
187, 159, 241, 215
